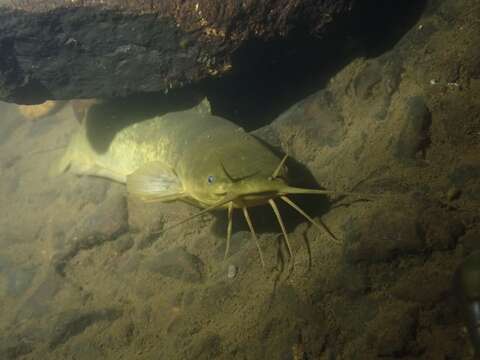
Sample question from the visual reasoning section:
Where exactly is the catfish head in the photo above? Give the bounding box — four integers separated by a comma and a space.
162, 154, 367, 267
185, 158, 290, 208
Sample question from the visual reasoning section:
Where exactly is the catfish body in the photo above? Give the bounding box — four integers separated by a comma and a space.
55, 99, 284, 208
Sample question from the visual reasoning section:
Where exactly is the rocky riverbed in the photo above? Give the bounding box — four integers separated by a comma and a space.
0, 0, 479, 359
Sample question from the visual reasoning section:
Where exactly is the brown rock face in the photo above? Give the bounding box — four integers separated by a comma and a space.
0, 0, 355, 104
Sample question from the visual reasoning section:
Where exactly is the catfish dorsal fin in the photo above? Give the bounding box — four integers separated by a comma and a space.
194, 97, 211, 115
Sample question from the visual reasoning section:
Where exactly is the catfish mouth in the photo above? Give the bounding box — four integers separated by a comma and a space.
188, 183, 340, 268
231, 191, 279, 207
214, 186, 283, 208
214, 159, 289, 207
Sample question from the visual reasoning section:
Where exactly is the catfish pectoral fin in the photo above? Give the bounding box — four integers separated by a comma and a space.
127, 161, 185, 202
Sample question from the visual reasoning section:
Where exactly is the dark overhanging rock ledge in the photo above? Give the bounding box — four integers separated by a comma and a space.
0, 0, 355, 104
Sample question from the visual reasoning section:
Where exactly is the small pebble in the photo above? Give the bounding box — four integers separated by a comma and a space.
227, 264, 237, 279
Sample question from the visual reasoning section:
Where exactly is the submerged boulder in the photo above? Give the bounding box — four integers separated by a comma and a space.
0, 0, 355, 104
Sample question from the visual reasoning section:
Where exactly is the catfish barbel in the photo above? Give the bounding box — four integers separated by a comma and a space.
55, 98, 360, 266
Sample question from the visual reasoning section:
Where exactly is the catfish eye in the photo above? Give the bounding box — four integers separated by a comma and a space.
207, 175, 215, 184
